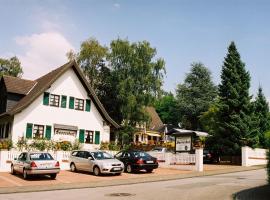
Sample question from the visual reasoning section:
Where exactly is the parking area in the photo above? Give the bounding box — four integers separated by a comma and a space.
0, 168, 192, 188
0, 164, 242, 189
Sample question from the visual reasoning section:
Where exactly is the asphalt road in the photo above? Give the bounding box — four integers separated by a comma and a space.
0, 169, 267, 200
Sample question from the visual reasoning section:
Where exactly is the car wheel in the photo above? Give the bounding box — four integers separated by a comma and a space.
11, 165, 16, 175
50, 174, 57, 179
70, 163, 77, 172
23, 169, 28, 180
126, 164, 133, 173
93, 166, 100, 176
146, 169, 153, 173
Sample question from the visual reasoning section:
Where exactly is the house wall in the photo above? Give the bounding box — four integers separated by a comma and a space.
12, 68, 110, 149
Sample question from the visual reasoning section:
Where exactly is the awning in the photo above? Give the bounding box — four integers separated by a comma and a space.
54, 124, 78, 131
135, 131, 162, 137
166, 128, 209, 137
146, 132, 161, 137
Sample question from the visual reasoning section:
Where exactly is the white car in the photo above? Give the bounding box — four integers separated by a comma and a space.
11, 152, 60, 179
69, 150, 124, 176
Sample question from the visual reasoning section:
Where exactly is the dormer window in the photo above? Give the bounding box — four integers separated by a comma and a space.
50, 94, 60, 107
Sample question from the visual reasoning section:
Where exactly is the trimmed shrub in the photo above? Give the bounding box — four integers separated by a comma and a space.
0, 139, 13, 150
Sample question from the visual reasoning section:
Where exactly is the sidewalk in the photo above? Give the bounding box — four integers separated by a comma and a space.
0, 165, 265, 194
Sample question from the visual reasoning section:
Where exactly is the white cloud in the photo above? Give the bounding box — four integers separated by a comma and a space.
14, 32, 74, 79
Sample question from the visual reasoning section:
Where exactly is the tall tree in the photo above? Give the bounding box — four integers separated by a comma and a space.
73, 38, 108, 90
155, 92, 179, 126
217, 41, 257, 155
176, 62, 217, 130
253, 86, 270, 148
109, 39, 166, 126
0, 56, 23, 78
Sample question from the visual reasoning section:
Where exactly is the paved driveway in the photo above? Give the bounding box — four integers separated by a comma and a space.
0, 165, 251, 189
0, 168, 192, 188
0, 169, 267, 200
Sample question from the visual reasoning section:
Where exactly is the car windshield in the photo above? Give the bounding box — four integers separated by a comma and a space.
132, 151, 151, 158
92, 152, 113, 160
30, 153, 54, 160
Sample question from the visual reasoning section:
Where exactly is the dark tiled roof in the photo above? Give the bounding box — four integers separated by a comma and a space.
1, 61, 119, 128
2, 75, 36, 95
145, 106, 164, 131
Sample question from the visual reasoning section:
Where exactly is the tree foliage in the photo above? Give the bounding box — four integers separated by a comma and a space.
108, 39, 166, 126
68, 38, 108, 90
0, 56, 23, 78
176, 62, 217, 130
253, 86, 270, 148
216, 42, 258, 155
155, 92, 179, 126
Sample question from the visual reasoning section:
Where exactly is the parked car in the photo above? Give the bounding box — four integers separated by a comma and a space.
203, 149, 215, 163
115, 150, 158, 173
11, 152, 60, 180
69, 150, 124, 176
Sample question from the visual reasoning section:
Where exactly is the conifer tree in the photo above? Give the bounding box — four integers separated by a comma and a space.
254, 86, 270, 148
217, 42, 256, 155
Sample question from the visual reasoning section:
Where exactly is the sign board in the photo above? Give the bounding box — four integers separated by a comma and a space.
55, 129, 76, 136
175, 136, 192, 152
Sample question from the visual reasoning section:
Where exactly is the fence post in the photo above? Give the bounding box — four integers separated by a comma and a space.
241, 146, 249, 166
195, 148, 203, 172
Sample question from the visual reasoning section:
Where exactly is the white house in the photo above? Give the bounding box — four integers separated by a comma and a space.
0, 60, 119, 149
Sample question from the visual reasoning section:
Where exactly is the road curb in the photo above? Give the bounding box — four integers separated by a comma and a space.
0, 165, 266, 194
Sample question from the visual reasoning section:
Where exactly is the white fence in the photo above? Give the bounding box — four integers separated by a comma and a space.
242, 146, 268, 167
0, 149, 203, 172
149, 149, 203, 171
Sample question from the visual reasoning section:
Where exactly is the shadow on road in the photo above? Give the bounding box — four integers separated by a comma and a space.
234, 185, 270, 200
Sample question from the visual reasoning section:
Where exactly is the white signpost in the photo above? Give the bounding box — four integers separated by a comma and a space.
175, 136, 192, 152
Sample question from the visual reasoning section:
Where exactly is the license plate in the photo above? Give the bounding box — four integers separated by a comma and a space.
114, 167, 121, 170
40, 163, 52, 167
146, 161, 154, 164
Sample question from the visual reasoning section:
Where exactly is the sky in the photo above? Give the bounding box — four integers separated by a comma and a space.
0, 0, 270, 100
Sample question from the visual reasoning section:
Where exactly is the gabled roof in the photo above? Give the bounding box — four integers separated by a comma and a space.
145, 106, 164, 131
0, 60, 119, 128
2, 75, 36, 95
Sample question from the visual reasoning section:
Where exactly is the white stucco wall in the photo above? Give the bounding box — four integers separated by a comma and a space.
11, 68, 110, 149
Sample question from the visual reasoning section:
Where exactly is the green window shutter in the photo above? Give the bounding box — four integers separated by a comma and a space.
79, 129, 85, 143
95, 131, 100, 144
45, 125, 52, 140
85, 99, 91, 112
26, 123, 33, 139
61, 95, 67, 108
43, 92, 50, 105
69, 97, 74, 109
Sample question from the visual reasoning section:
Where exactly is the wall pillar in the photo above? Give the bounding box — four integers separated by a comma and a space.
241, 146, 249, 166
195, 148, 203, 172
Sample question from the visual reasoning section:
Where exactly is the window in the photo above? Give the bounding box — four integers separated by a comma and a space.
75, 98, 84, 111
85, 130, 94, 144
50, 94, 60, 107
33, 124, 44, 139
